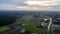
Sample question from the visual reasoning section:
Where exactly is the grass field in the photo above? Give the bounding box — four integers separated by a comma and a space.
0, 19, 47, 34
0, 26, 11, 32
16, 19, 47, 34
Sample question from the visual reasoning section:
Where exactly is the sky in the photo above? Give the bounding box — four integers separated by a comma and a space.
0, 0, 60, 11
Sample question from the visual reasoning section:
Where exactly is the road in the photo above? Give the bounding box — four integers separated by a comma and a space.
47, 18, 52, 34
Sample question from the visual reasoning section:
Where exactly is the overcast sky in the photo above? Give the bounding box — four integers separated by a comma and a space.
0, 0, 60, 11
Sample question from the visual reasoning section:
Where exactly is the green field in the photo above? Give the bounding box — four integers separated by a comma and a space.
16, 19, 47, 34
0, 19, 47, 34
0, 26, 11, 32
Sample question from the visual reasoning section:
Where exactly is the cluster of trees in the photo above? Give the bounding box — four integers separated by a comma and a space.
0, 15, 16, 26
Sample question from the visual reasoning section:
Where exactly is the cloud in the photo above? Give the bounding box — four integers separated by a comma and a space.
24, 1, 60, 6
23, 0, 60, 11
0, 0, 60, 11
0, 4, 20, 10
0, 0, 26, 6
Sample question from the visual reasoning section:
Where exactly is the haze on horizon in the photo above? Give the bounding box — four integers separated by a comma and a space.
0, 0, 60, 11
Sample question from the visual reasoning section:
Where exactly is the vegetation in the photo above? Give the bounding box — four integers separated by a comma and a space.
0, 16, 16, 26
0, 26, 11, 32
16, 20, 47, 34
0, 16, 16, 32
